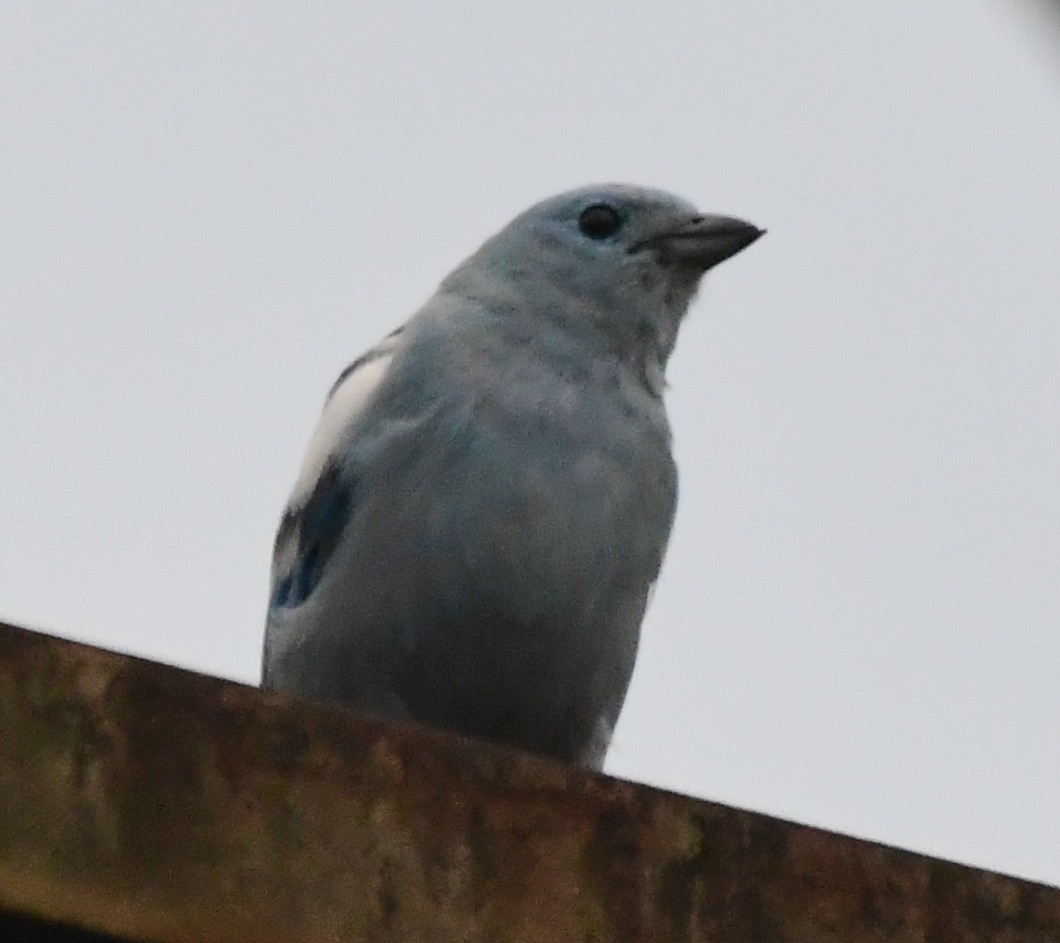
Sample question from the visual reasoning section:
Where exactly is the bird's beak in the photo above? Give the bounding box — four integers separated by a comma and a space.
641, 214, 765, 270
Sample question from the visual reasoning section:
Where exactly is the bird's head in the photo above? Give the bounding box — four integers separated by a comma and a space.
443, 184, 763, 390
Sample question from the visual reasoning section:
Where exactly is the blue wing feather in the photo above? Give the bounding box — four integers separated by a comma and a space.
271, 463, 355, 609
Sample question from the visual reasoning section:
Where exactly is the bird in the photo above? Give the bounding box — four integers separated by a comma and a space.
262, 184, 762, 770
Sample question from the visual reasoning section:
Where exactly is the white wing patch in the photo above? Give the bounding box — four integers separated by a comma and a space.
288, 333, 401, 508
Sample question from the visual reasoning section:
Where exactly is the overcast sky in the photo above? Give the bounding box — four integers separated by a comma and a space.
3, 2, 1059, 887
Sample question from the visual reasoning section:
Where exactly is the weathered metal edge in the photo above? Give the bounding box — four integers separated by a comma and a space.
1, 620, 1058, 943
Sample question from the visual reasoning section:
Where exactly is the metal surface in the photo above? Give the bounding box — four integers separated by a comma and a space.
1, 620, 1058, 942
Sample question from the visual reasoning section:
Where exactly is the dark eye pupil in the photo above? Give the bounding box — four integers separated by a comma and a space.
578, 204, 621, 239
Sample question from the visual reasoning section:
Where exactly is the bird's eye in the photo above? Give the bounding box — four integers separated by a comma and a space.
578, 204, 622, 240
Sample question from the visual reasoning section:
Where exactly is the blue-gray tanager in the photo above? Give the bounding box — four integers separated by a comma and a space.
262, 185, 762, 769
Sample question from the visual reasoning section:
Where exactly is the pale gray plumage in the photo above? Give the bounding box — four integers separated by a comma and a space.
262, 184, 762, 769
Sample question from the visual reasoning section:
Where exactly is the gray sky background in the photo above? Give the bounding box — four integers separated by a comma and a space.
3, 3, 1059, 885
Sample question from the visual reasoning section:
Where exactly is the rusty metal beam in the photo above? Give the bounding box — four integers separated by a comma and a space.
1, 620, 1057, 942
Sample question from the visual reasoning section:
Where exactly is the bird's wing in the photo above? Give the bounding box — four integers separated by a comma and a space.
269, 326, 403, 610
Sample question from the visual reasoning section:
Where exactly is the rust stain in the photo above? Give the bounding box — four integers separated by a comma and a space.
1, 620, 1059, 943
